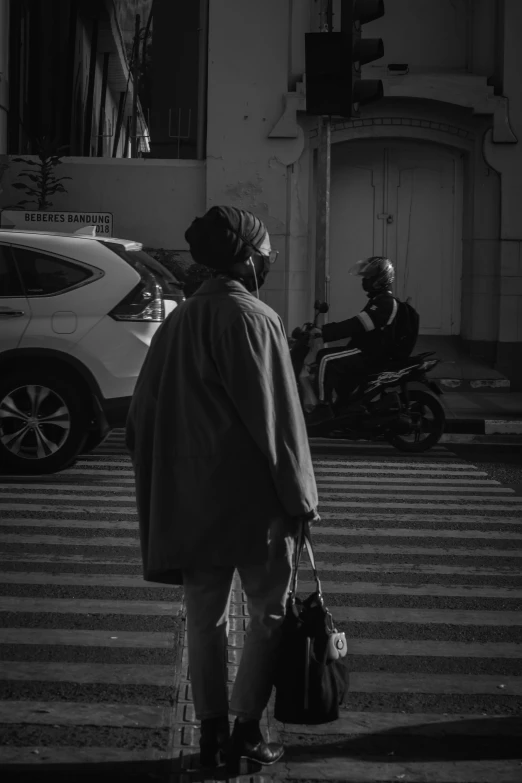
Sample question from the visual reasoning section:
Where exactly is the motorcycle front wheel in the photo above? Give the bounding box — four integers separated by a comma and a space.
386, 389, 445, 453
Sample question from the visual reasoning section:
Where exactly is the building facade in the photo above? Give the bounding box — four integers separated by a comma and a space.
203, 0, 522, 389
1, 0, 521, 387
1, 0, 149, 158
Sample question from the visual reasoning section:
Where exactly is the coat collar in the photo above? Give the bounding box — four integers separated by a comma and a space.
192, 276, 252, 297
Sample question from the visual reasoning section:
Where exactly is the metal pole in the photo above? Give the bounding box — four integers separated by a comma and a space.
314, 0, 333, 307
97, 53, 110, 157
314, 115, 331, 305
83, 18, 98, 156
130, 13, 140, 158
196, 0, 209, 160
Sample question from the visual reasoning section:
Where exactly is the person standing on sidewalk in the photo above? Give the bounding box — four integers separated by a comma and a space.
126, 206, 319, 769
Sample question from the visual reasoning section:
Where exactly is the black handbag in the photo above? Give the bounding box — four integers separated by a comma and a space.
273, 521, 349, 725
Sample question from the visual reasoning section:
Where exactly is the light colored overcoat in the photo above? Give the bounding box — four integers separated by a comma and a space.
126, 277, 318, 584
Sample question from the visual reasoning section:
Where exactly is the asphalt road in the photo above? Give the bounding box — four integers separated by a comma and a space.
0, 433, 521, 782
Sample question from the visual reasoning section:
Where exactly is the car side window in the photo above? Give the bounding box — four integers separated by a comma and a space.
0, 244, 24, 297
12, 247, 92, 296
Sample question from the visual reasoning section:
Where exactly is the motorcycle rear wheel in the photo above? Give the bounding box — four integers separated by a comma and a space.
386, 389, 445, 453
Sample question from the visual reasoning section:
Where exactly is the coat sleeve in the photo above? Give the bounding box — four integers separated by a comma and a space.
215, 312, 318, 518
322, 315, 365, 342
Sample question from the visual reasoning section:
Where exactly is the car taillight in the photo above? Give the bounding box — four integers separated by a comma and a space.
109, 273, 165, 322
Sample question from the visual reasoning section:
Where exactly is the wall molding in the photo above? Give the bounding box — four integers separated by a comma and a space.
311, 116, 474, 142
271, 72, 516, 145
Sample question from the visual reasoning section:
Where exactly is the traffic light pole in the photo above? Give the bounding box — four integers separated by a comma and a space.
314, 0, 333, 310
314, 114, 332, 308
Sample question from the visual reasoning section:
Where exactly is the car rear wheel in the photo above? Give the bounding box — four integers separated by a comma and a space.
0, 371, 90, 474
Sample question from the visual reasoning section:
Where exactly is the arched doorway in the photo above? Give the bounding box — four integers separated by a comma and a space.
328, 139, 463, 335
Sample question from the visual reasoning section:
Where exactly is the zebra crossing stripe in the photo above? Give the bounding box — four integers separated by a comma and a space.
4, 485, 520, 502
1, 661, 177, 686
0, 597, 181, 615
2, 519, 520, 535
0, 534, 139, 546
313, 459, 480, 469
308, 604, 522, 626
347, 638, 520, 657
0, 518, 139, 529
348, 672, 522, 695
1, 439, 519, 778
311, 526, 522, 539
313, 543, 522, 557
2, 554, 520, 578
0, 701, 170, 727
318, 491, 522, 502
2, 663, 518, 694
0, 748, 166, 764
319, 513, 522, 524
2, 475, 505, 487
317, 483, 513, 493
0, 553, 143, 564
0, 573, 165, 587
318, 501, 522, 511
317, 476, 504, 485
278, 758, 522, 782
301, 581, 521, 598
0, 628, 173, 647
2, 537, 521, 557
1, 481, 513, 494
1, 537, 520, 556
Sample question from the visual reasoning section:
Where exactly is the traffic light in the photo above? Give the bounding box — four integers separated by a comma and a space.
304, 0, 385, 118
345, 0, 385, 114
305, 32, 352, 117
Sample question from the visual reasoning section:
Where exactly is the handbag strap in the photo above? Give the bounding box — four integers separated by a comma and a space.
288, 520, 323, 601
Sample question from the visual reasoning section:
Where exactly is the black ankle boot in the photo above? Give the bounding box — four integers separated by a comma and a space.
199, 715, 230, 768
226, 718, 284, 767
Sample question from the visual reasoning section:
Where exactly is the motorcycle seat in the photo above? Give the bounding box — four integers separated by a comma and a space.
383, 351, 436, 371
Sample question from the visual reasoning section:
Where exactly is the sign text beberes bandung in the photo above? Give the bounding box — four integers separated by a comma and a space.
23, 212, 112, 234
0, 210, 113, 235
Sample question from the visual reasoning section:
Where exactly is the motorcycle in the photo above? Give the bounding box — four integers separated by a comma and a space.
290, 300, 446, 453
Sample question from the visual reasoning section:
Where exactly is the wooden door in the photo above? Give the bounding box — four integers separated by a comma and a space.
327, 140, 462, 335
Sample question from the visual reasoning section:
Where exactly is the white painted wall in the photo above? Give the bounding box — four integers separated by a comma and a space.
206, 0, 304, 323
331, 0, 473, 71
0, 158, 205, 249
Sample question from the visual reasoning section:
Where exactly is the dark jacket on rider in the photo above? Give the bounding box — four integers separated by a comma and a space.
125, 277, 318, 585
322, 290, 398, 359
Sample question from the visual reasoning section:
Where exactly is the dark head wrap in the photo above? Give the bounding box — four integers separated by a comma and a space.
184, 206, 267, 271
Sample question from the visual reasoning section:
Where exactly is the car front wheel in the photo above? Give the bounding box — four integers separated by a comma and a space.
0, 371, 90, 474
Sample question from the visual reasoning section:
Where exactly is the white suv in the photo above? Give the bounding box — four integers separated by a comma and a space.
0, 229, 183, 474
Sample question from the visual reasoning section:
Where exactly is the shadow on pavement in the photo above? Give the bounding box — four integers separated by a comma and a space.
283, 715, 522, 763
3, 717, 520, 780
0, 751, 263, 783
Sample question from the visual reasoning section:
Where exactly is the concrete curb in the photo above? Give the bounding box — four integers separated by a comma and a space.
444, 418, 522, 436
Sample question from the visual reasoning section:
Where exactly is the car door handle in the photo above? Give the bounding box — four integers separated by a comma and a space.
0, 308, 26, 317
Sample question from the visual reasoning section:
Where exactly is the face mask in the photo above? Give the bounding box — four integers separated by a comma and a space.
256, 256, 271, 289
240, 255, 271, 295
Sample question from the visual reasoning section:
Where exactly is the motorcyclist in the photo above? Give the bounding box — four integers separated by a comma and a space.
307, 256, 398, 424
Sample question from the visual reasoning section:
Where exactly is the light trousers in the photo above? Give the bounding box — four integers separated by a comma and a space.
182, 526, 294, 721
